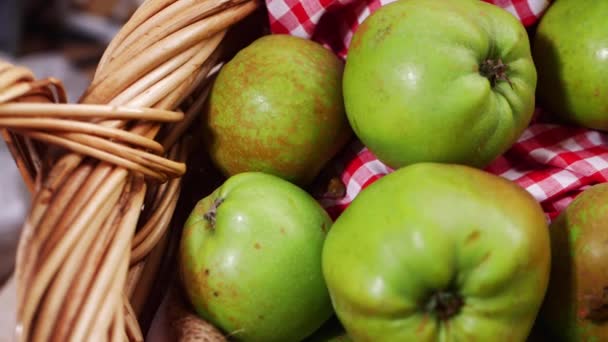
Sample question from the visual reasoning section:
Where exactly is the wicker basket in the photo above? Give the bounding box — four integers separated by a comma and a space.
0, 0, 269, 340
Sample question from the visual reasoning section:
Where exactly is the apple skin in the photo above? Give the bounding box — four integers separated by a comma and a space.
178, 172, 334, 342
203, 34, 352, 187
533, 0, 608, 131
537, 183, 608, 341
342, 0, 537, 169
322, 163, 551, 341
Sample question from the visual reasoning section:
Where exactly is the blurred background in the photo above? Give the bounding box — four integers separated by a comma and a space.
0, 0, 144, 295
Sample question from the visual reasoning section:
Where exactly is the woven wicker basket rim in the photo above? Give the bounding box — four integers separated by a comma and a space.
0, 0, 263, 340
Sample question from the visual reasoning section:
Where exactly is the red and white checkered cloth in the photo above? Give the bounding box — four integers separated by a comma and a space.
265, 0, 608, 221
267, 0, 551, 58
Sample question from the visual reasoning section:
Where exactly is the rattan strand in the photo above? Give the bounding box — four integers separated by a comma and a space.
0, 0, 261, 340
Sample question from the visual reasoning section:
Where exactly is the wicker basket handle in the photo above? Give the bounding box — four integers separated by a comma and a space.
0, 0, 261, 341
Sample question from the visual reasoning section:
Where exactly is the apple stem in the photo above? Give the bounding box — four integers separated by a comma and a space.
424, 290, 463, 321
479, 58, 513, 88
203, 198, 224, 229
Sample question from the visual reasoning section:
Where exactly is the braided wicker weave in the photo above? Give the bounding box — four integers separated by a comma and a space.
0, 0, 266, 340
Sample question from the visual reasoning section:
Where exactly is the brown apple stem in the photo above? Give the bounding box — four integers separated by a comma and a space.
424, 290, 463, 321
203, 198, 224, 229
582, 286, 608, 322
479, 58, 513, 88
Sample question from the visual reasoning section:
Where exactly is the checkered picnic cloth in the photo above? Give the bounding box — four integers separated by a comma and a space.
265, 0, 608, 221
267, 0, 551, 58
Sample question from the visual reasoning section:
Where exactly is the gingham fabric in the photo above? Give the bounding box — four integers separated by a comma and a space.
265, 0, 608, 221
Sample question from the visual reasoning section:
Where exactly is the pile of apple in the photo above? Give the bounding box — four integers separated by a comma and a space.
177, 0, 608, 341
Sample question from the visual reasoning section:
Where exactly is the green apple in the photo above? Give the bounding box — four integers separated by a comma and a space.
204, 34, 352, 187
178, 172, 334, 342
342, 0, 537, 169
538, 183, 608, 341
533, 0, 608, 131
322, 163, 551, 341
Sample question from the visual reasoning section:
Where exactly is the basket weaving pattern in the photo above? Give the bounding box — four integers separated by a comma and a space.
0, 0, 262, 340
